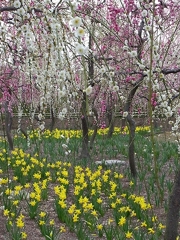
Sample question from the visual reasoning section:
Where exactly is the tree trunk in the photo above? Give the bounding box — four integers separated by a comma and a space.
122, 80, 143, 177
127, 114, 137, 177
80, 92, 90, 159
50, 107, 55, 131
4, 102, 13, 150
165, 169, 180, 240
106, 104, 112, 127
107, 112, 115, 138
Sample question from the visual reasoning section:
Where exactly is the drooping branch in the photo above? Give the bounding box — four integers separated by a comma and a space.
0, 6, 43, 13
0, 6, 17, 12
162, 68, 180, 75
88, 31, 94, 81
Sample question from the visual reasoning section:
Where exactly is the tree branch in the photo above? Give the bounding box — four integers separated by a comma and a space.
162, 68, 180, 75
0, 6, 17, 12
0, 6, 43, 13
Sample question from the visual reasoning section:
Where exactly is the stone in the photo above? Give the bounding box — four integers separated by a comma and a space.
95, 160, 126, 165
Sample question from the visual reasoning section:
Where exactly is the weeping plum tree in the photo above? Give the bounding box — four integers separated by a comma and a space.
0, 0, 99, 156
0, 0, 119, 158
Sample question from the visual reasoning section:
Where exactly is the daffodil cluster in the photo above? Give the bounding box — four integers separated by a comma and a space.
14, 126, 151, 141
0, 128, 166, 239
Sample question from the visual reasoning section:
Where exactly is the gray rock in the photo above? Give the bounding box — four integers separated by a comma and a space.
95, 160, 126, 165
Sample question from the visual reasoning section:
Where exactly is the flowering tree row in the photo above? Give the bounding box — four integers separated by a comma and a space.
1, 0, 180, 159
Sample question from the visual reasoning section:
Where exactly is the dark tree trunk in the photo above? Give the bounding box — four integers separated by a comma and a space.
165, 169, 180, 240
80, 92, 90, 159
81, 116, 90, 158
127, 114, 137, 177
106, 93, 115, 138
123, 79, 143, 177
50, 107, 55, 131
106, 104, 112, 127
79, 30, 96, 158
107, 112, 115, 138
4, 102, 13, 150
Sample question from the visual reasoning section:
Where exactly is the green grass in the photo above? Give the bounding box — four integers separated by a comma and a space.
0, 128, 178, 239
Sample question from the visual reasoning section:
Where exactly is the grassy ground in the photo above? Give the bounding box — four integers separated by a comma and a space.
0, 128, 179, 239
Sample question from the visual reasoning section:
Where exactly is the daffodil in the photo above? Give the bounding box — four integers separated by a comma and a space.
118, 216, 126, 226
49, 219, 54, 225
39, 220, 45, 226
148, 227, 155, 234
39, 211, 46, 218
3, 209, 9, 216
97, 224, 103, 230
73, 213, 79, 222
125, 231, 133, 238
59, 226, 66, 233
21, 232, 27, 239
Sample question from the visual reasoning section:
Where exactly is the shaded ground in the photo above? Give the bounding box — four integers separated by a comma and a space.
154, 131, 177, 142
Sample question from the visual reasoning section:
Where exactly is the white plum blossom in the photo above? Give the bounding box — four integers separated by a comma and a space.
119, 95, 125, 101
123, 111, 128, 118
165, 110, 173, 118
39, 123, 45, 131
141, 10, 148, 17
58, 112, 64, 120
153, 45, 159, 52
145, 25, 151, 32
113, 85, 119, 92
75, 43, 86, 55
58, 90, 66, 99
38, 113, 43, 120
99, 67, 106, 74
138, 62, 145, 70
109, 80, 113, 87
26, 31, 33, 39
161, 94, 166, 101
128, 51, 137, 58
17, 8, 26, 16
62, 107, 67, 115
70, 1, 78, 10
85, 86, 93, 95
109, 71, 114, 77
21, 25, 28, 32
70, 16, 82, 27
75, 27, 85, 38
13, 0, 21, 8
